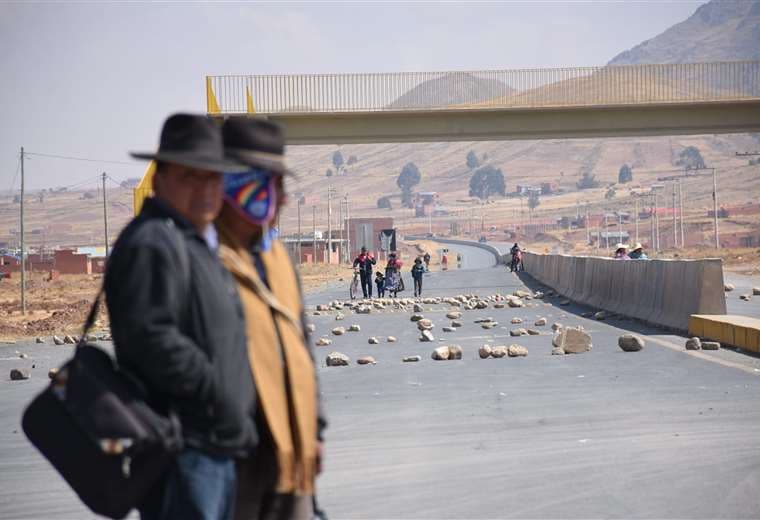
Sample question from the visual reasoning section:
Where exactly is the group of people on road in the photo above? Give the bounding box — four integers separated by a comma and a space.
101, 114, 325, 520
352, 249, 430, 298
613, 242, 649, 260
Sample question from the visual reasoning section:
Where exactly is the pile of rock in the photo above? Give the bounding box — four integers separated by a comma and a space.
479, 344, 528, 359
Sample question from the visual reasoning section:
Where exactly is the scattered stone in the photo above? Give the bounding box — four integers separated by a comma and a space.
18, 353, 28, 359
403, 355, 421, 363
357, 356, 376, 365
442, 326, 456, 332
53, 336, 64, 345
475, 301, 489, 309
510, 328, 528, 337
451, 320, 463, 328
313, 311, 322, 316
594, 311, 607, 321
740, 294, 752, 301
753, 287, 760, 296
387, 336, 397, 343
618, 334, 645, 352
315, 338, 333, 347
63, 335, 76, 345
316, 304, 330, 311
306, 324, 316, 333
701, 341, 720, 351
494, 303, 505, 309
332, 327, 346, 336
368, 337, 379, 344
410, 314, 424, 322
724, 283, 735, 292
559, 300, 570, 306
48, 368, 59, 379
508, 345, 528, 357
85, 334, 98, 342
420, 330, 435, 342
685, 337, 701, 350
552, 327, 593, 354
479, 345, 492, 359
417, 319, 435, 332
326, 352, 350, 367
448, 345, 463, 360
534, 317, 547, 326
446, 311, 462, 320
551, 323, 563, 332
481, 322, 498, 330
551, 347, 565, 355
474, 317, 494, 323
356, 306, 372, 314
581, 312, 594, 318
335, 313, 345, 321
413, 303, 424, 313
348, 324, 361, 332
513, 290, 531, 298
10, 368, 30, 381
527, 329, 541, 336
507, 299, 525, 308
431, 347, 450, 360
35, 337, 45, 344
490, 346, 507, 358
511, 317, 523, 324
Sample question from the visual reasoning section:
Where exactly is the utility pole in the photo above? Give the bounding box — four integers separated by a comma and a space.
655, 192, 661, 251
634, 197, 639, 245
603, 212, 609, 250
428, 207, 432, 236
327, 187, 333, 264
339, 196, 344, 264
678, 179, 685, 248
312, 206, 317, 264
585, 204, 590, 246
19, 147, 26, 315
672, 183, 677, 249
297, 197, 303, 265
344, 194, 351, 262
712, 168, 719, 249
617, 213, 623, 243
102, 172, 110, 257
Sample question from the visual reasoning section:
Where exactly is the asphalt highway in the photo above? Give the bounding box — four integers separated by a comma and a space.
1, 243, 759, 519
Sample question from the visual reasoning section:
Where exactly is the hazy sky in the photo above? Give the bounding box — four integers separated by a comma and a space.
1, 1, 703, 190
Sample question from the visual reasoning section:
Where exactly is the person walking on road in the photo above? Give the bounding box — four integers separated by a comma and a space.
411, 257, 425, 297
106, 114, 254, 520
423, 252, 431, 272
375, 271, 386, 298
218, 118, 326, 520
352, 246, 376, 298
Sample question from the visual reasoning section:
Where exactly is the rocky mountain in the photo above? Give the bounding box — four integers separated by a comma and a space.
608, 0, 760, 65
388, 73, 514, 109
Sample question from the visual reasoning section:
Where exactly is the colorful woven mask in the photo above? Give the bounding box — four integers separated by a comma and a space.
224, 168, 277, 226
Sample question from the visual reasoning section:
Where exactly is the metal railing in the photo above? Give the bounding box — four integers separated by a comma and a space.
207, 61, 760, 115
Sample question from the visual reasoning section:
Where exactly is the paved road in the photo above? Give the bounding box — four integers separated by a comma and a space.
1, 243, 760, 518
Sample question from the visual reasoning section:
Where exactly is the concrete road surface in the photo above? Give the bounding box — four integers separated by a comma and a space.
1, 243, 759, 519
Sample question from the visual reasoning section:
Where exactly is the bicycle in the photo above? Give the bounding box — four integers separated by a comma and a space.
349, 267, 360, 300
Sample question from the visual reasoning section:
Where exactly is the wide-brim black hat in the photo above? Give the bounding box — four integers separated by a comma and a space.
131, 113, 247, 173
222, 117, 293, 176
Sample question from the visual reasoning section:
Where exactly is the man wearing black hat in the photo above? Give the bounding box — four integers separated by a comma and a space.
105, 114, 255, 520
216, 118, 326, 520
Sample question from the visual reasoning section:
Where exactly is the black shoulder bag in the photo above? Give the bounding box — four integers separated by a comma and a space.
21, 222, 188, 519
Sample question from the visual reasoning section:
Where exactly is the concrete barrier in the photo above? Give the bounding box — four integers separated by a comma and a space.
522, 252, 726, 332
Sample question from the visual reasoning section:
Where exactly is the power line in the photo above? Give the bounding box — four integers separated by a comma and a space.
24, 151, 135, 166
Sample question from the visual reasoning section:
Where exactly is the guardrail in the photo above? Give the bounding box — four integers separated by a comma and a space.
207, 61, 760, 115
521, 253, 726, 332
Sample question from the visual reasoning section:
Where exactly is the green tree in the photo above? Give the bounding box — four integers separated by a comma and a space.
397, 162, 422, 208
466, 150, 480, 170
576, 170, 600, 190
377, 196, 392, 209
332, 150, 345, 174
468, 165, 506, 200
618, 164, 633, 184
676, 146, 706, 170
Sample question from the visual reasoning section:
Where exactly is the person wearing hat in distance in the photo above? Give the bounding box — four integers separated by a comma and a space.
613, 243, 630, 260
105, 114, 255, 520
352, 246, 377, 298
411, 257, 425, 297
628, 242, 648, 260
215, 118, 326, 520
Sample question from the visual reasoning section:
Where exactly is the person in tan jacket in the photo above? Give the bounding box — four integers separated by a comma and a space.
217, 118, 326, 520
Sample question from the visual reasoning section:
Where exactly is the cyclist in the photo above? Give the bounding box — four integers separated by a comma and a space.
510, 243, 524, 272
352, 246, 376, 298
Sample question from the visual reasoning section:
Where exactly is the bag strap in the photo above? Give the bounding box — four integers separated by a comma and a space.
78, 219, 191, 348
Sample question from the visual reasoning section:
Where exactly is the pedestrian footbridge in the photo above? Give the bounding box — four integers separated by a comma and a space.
205, 61, 760, 144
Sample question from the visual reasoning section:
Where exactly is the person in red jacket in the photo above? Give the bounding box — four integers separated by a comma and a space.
352, 246, 377, 298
